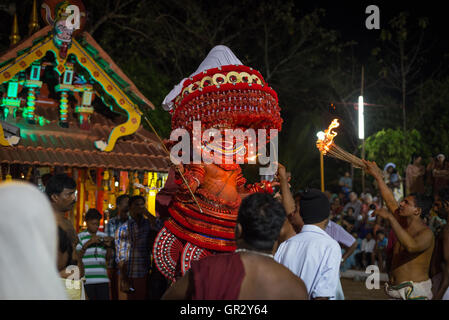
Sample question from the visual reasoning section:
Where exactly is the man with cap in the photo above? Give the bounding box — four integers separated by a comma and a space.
274, 188, 342, 300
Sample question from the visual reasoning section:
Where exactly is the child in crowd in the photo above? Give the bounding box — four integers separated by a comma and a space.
76, 209, 114, 300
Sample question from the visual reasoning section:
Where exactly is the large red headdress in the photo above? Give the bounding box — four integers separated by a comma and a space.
163, 46, 283, 138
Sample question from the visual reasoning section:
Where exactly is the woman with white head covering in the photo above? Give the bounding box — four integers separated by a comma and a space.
0, 181, 67, 299
383, 162, 404, 202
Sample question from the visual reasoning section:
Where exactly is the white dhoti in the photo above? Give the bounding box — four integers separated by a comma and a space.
385, 279, 432, 300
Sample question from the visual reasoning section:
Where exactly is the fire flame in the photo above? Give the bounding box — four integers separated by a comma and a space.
316, 119, 340, 154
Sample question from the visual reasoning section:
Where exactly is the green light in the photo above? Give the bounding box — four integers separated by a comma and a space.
7, 82, 18, 97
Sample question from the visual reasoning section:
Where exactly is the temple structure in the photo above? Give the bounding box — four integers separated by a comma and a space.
0, 0, 170, 230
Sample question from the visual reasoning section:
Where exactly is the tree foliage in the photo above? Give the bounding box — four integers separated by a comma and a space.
364, 128, 423, 174
0, 1, 447, 190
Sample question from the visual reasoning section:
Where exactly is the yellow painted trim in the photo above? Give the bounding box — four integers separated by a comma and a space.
0, 34, 142, 153
0, 122, 12, 146
0, 36, 54, 85
68, 39, 142, 152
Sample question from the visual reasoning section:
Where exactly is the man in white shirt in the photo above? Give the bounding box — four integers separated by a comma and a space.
361, 232, 376, 268
275, 189, 342, 300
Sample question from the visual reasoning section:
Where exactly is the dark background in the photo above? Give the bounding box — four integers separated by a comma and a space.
1, 0, 448, 194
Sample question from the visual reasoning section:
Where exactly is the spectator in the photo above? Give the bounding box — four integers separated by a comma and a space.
339, 171, 352, 196
331, 197, 344, 218
105, 194, 129, 300
342, 232, 362, 271
341, 215, 355, 234
361, 193, 374, 216
406, 154, 425, 195
383, 163, 404, 202
45, 173, 85, 300
343, 192, 362, 222
430, 187, 449, 300
0, 182, 67, 299
275, 189, 342, 300
162, 193, 308, 300
359, 232, 376, 269
116, 195, 157, 300
338, 191, 348, 206
76, 209, 113, 300
427, 154, 449, 197
374, 230, 388, 272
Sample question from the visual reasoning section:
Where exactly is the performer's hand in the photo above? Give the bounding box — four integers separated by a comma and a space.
362, 160, 383, 180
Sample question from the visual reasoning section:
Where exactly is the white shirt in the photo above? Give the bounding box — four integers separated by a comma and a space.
325, 221, 356, 248
275, 224, 342, 299
361, 238, 376, 253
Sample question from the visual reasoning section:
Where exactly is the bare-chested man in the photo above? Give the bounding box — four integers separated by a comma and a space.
363, 160, 434, 299
162, 192, 308, 300
45, 174, 85, 299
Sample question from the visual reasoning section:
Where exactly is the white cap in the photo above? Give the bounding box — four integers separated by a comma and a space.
162, 45, 243, 111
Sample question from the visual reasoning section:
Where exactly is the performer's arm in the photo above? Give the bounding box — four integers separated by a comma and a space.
374, 208, 434, 253
363, 160, 399, 214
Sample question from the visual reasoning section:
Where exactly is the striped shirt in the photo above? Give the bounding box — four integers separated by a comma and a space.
76, 231, 110, 285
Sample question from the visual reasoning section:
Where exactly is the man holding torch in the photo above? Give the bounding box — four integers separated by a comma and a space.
362, 159, 434, 300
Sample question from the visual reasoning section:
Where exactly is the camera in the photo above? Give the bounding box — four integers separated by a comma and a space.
369, 204, 376, 210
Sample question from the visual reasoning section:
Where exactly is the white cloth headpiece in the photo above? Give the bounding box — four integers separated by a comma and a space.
384, 162, 396, 171
162, 45, 243, 111
0, 182, 67, 299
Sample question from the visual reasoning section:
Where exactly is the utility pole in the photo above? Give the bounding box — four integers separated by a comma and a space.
360, 66, 365, 193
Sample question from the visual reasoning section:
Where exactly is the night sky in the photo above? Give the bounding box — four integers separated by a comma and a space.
302, 1, 448, 65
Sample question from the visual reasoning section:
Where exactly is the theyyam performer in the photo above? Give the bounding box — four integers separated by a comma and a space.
153, 45, 283, 281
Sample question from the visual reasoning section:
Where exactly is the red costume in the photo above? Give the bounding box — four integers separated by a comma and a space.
153, 46, 282, 281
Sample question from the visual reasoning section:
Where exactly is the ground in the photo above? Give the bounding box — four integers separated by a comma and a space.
342, 278, 389, 300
